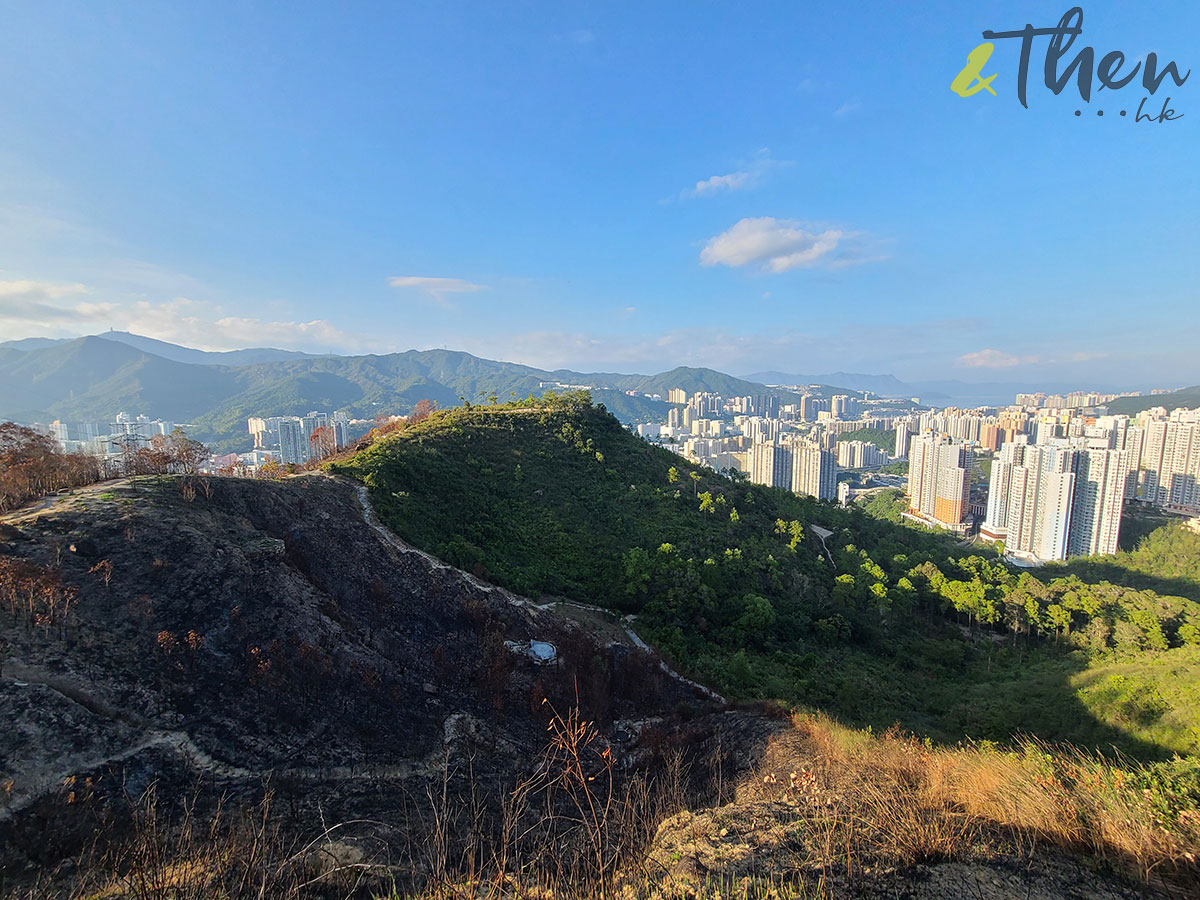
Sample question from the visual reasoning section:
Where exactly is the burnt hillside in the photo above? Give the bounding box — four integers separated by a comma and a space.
0, 475, 727, 885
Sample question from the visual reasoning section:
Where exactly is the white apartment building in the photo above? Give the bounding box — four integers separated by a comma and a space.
748, 442, 793, 490
1137, 410, 1200, 512
791, 439, 838, 501
983, 439, 1128, 562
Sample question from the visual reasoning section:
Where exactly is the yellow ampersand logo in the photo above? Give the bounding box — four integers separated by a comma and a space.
951, 42, 998, 97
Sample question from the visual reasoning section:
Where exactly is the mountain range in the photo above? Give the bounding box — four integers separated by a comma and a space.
0, 330, 320, 366
0, 333, 869, 452
5, 333, 1194, 453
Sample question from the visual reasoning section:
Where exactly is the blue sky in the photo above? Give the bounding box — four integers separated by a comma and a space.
0, 1, 1196, 387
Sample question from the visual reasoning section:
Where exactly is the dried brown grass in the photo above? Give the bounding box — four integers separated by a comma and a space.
741, 711, 1200, 884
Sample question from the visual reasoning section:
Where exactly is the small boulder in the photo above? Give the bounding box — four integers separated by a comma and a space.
0, 523, 26, 542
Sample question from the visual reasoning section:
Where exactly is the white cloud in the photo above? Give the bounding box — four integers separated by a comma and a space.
0, 279, 90, 302
955, 348, 1110, 369
955, 349, 1038, 368
700, 217, 875, 273
122, 298, 368, 352
388, 275, 488, 306
689, 171, 753, 197
0, 283, 377, 354
680, 149, 788, 200
1060, 351, 1109, 364
0, 279, 116, 332
834, 101, 862, 118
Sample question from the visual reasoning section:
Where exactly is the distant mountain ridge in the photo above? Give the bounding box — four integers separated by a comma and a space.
745, 371, 914, 396
0, 334, 823, 453
8, 333, 1190, 453
1106, 385, 1200, 416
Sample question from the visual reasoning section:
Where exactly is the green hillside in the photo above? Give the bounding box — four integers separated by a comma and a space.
1107, 386, 1200, 415
1052, 521, 1200, 603
336, 393, 1200, 760
613, 366, 807, 402
337, 391, 817, 602
0, 336, 243, 423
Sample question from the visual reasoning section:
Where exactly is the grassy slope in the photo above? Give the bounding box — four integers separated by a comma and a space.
338, 401, 1200, 759
1071, 647, 1200, 756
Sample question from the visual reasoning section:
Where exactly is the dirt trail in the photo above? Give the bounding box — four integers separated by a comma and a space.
347, 480, 725, 703
1, 660, 453, 823
809, 524, 837, 567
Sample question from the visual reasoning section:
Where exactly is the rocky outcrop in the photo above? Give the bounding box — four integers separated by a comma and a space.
634, 801, 1148, 899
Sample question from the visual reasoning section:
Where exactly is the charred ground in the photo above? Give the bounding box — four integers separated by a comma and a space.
0, 474, 745, 892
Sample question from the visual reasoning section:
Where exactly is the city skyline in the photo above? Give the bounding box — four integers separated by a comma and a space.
27, 372, 1200, 566
1, 1, 1196, 384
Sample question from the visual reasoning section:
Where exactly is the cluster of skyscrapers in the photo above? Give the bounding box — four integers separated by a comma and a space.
901, 397, 1200, 563
1139, 409, 1200, 512
636, 387, 916, 503
747, 438, 839, 500
982, 438, 1128, 561
42, 412, 178, 458
248, 411, 352, 465
905, 433, 975, 533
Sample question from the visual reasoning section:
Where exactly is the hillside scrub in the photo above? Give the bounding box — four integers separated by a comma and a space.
335, 395, 1200, 759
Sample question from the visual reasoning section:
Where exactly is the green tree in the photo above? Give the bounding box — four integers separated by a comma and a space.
1046, 603, 1072, 642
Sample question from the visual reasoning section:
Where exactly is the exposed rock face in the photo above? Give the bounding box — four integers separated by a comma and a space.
635, 802, 1147, 899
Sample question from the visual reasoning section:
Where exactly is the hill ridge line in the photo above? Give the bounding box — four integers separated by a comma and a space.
344, 476, 726, 704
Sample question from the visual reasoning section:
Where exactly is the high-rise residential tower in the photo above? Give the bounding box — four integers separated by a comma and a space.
906, 433, 973, 532
791, 439, 838, 501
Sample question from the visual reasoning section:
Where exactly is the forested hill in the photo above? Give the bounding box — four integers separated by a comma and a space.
336, 391, 836, 605
336, 393, 1200, 761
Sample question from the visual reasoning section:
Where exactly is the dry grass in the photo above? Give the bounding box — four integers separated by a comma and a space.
741, 712, 1200, 884
8, 708, 1200, 900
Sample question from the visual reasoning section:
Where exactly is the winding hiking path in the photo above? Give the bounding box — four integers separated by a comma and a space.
1, 660, 459, 823
347, 479, 725, 703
